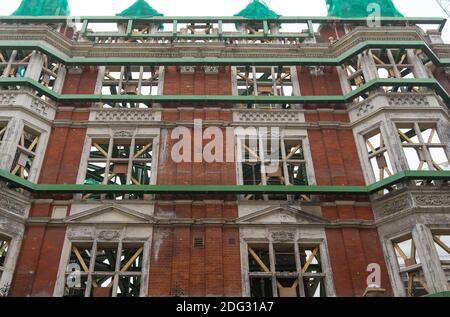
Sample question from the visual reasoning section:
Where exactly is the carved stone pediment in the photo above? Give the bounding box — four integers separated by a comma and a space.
373, 193, 413, 220
236, 205, 328, 225
66, 204, 156, 224
0, 192, 29, 217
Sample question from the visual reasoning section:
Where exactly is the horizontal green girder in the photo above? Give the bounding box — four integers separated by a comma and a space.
0, 40, 445, 66
0, 169, 448, 195
0, 16, 445, 26
1, 77, 449, 105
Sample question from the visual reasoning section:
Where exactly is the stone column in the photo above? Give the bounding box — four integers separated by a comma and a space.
412, 224, 449, 294
0, 118, 24, 171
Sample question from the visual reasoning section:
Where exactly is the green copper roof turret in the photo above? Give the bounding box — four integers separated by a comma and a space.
11, 0, 70, 16
326, 0, 403, 18
116, 0, 163, 17
234, 0, 281, 20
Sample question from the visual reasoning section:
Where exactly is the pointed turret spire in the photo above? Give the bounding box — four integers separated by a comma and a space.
116, 0, 163, 17
326, 0, 403, 18
234, 0, 281, 20
11, 0, 70, 16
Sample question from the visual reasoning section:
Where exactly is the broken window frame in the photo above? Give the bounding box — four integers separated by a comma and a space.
392, 235, 430, 297
396, 122, 449, 172
83, 136, 155, 200
370, 48, 416, 81
246, 241, 326, 298
0, 122, 7, 145
432, 232, 450, 286
10, 126, 40, 181
0, 236, 10, 281
363, 128, 395, 182
232, 66, 298, 109
0, 50, 65, 98
0, 49, 32, 79
99, 65, 163, 108
237, 133, 311, 201
338, 48, 428, 101
64, 241, 145, 298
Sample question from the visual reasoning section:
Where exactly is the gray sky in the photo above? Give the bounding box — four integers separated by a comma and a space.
1, 0, 449, 41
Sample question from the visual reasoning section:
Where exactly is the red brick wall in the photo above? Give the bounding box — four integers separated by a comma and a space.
10, 68, 97, 297
149, 204, 241, 297
10, 204, 66, 297
298, 66, 343, 96
301, 75, 392, 296
317, 24, 347, 43
163, 66, 232, 95
149, 68, 241, 296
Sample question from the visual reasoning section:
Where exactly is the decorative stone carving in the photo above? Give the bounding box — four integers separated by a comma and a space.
0, 91, 55, 120
97, 230, 120, 241
377, 196, 412, 218
30, 98, 49, 116
179, 66, 196, 74
309, 66, 324, 76
0, 93, 16, 106
0, 195, 27, 216
235, 110, 302, 123
388, 95, 429, 107
113, 129, 134, 137
271, 231, 295, 241
94, 110, 157, 122
203, 66, 219, 74
414, 194, 450, 206
356, 103, 374, 117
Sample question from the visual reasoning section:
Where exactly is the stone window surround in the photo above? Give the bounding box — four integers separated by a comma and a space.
231, 66, 301, 106
0, 115, 49, 183
235, 128, 317, 201
354, 113, 450, 185
0, 223, 25, 297
94, 66, 165, 104
53, 227, 152, 297
75, 127, 160, 201
240, 233, 335, 298
337, 48, 430, 95
382, 224, 450, 297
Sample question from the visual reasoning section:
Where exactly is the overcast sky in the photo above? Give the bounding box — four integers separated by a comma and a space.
1, 0, 449, 41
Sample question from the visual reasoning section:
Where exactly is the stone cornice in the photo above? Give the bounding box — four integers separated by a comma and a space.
0, 25, 438, 60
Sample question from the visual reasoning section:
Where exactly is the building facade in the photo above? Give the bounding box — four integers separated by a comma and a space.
0, 0, 449, 297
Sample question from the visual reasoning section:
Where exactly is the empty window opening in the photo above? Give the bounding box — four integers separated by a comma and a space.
392, 236, 428, 297
0, 237, 10, 279
83, 137, 154, 200
0, 122, 7, 145
101, 66, 161, 108
64, 243, 144, 297
396, 122, 449, 172
364, 129, 394, 182
10, 126, 40, 181
432, 234, 450, 286
235, 66, 294, 109
247, 243, 326, 297
239, 136, 309, 201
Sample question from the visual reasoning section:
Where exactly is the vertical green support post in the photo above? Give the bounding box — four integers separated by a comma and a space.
172, 20, 178, 37
307, 20, 314, 37
80, 19, 88, 35
126, 19, 133, 36
218, 20, 223, 37
263, 20, 269, 36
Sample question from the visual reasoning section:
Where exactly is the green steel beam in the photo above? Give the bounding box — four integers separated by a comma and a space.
0, 169, 448, 195
0, 77, 448, 105
0, 40, 443, 66
0, 16, 445, 26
